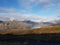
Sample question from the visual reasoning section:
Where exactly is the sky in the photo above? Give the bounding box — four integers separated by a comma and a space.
0, 0, 60, 22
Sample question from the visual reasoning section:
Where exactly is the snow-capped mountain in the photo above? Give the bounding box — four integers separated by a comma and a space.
46, 19, 60, 24
0, 16, 60, 29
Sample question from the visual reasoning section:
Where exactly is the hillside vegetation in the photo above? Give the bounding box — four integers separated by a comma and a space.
0, 24, 60, 35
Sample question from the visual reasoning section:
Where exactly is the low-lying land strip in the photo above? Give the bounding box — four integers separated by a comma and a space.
0, 24, 60, 35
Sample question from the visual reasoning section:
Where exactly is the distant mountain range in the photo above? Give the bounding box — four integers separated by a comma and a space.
0, 16, 60, 24
0, 19, 60, 29
0, 19, 60, 24
54, 19, 60, 24
45, 19, 60, 24
0, 20, 3, 23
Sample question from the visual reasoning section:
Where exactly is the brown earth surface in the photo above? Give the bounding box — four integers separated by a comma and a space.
0, 24, 60, 35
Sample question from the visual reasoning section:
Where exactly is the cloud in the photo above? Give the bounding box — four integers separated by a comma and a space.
0, 0, 60, 22
0, 13, 59, 22
17, 0, 60, 12
0, 13, 41, 22
53, 9, 60, 16
0, 7, 17, 13
38, 0, 50, 3
0, 13, 24, 21
56, 9, 60, 13
17, 0, 33, 10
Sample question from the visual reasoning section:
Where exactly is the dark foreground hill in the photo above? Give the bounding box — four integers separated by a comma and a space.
0, 33, 60, 45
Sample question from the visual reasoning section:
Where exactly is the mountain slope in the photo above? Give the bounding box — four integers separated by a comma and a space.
0, 24, 60, 35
